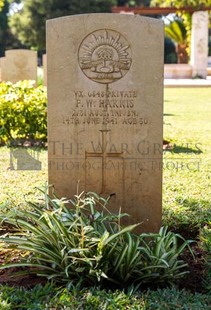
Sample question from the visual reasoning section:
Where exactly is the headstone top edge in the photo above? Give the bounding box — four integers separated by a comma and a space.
46, 13, 163, 27
5, 49, 37, 54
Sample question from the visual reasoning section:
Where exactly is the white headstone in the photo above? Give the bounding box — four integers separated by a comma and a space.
43, 54, 47, 86
1, 49, 37, 83
191, 11, 208, 79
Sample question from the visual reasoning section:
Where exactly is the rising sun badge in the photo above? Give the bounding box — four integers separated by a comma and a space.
78, 29, 132, 84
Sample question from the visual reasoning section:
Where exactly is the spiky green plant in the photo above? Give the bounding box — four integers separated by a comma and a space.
135, 226, 194, 285
0, 188, 194, 288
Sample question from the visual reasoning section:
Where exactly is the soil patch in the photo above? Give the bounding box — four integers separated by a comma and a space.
0, 242, 207, 291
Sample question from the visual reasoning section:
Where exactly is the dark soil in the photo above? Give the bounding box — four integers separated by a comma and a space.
0, 267, 47, 288
0, 246, 47, 288
0, 241, 207, 292
179, 244, 206, 293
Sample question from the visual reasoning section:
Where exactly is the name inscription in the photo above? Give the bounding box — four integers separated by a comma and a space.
62, 89, 149, 125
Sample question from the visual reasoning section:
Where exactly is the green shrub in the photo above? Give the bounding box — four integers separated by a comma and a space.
200, 223, 211, 253
0, 80, 47, 144
0, 188, 193, 289
199, 223, 211, 291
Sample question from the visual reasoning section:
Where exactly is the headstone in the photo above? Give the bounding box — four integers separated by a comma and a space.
1, 49, 37, 83
0, 57, 6, 81
47, 14, 164, 233
0, 62, 2, 81
42, 54, 47, 86
191, 11, 208, 79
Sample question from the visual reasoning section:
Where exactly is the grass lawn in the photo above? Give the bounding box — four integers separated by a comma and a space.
0, 87, 211, 308
163, 88, 211, 233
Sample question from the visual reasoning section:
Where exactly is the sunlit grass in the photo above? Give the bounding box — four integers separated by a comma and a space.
163, 88, 211, 231
0, 147, 47, 210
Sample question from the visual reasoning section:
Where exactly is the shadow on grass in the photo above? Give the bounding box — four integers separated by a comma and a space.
164, 143, 203, 154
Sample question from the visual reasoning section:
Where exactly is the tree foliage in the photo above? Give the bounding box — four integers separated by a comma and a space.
151, 0, 210, 60
0, 0, 4, 10
9, 0, 118, 51
0, 1, 8, 55
151, 0, 211, 8
0, 0, 25, 56
118, 0, 150, 6
0, 1, 11, 56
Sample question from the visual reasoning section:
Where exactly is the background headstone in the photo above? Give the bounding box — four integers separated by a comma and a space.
42, 54, 47, 86
191, 11, 208, 79
47, 14, 164, 233
0, 57, 5, 81
1, 49, 37, 84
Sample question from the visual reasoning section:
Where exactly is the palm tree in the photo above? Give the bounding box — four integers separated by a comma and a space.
165, 16, 188, 63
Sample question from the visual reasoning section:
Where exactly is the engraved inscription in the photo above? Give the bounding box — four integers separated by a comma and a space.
63, 113, 148, 126
62, 89, 149, 126
78, 29, 132, 84
85, 130, 124, 194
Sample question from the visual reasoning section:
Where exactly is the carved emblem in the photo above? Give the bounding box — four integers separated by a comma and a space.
14, 57, 28, 76
78, 29, 132, 84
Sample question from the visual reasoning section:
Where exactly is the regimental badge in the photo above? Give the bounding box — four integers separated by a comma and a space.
78, 29, 132, 84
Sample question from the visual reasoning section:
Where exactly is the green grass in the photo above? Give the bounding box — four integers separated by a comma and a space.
0, 87, 211, 307
163, 88, 211, 233
0, 147, 47, 211
0, 284, 210, 309
164, 88, 211, 146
